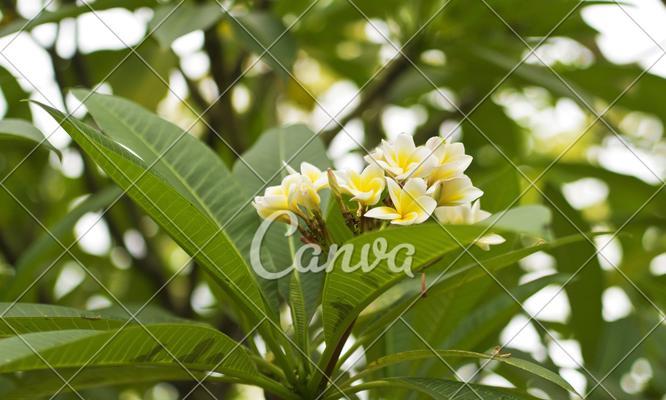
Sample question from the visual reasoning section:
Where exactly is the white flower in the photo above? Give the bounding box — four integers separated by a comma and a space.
431, 175, 483, 206
253, 185, 291, 221
364, 133, 436, 181
254, 173, 321, 220
365, 178, 437, 225
434, 200, 506, 250
284, 161, 328, 190
424, 137, 473, 184
282, 173, 320, 211
336, 164, 386, 206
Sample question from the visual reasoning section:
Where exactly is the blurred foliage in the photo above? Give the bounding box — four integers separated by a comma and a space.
0, 0, 664, 399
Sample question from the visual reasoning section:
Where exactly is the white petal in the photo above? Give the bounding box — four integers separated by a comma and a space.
301, 161, 321, 177
434, 205, 466, 224
476, 233, 506, 250
365, 206, 400, 220
403, 178, 428, 198
385, 178, 402, 206
481, 233, 506, 245
363, 163, 384, 179
460, 187, 484, 203
416, 195, 437, 219
394, 133, 416, 152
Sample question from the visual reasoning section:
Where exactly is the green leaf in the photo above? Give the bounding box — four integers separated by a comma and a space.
349, 233, 591, 357
68, 42, 177, 110
233, 123, 330, 316
472, 46, 588, 104
232, 123, 329, 201
331, 377, 539, 400
2, 186, 121, 301
479, 205, 552, 237
72, 91, 260, 258
322, 224, 506, 347
0, 303, 189, 337
0, 67, 31, 119
0, 119, 57, 153
326, 198, 354, 244
562, 62, 666, 131
0, 366, 198, 400
288, 270, 311, 367
442, 274, 569, 351
0, 0, 158, 37
149, 3, 225, 48
34, 102, 270, 330
353, 350, 574, 393
0, 324, 259, 383
475, 167, 521, 213
73, 90, 282, 314
229, 11, 298, 74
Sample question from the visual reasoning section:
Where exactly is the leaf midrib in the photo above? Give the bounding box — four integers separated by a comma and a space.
103, 105, 222, 225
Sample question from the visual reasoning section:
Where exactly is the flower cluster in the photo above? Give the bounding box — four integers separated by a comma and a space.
253, 134, 504, 250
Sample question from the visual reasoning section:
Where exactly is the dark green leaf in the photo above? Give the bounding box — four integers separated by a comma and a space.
0, 302, 190, 337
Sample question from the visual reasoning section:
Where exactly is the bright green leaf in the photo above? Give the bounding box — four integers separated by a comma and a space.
35, 102, 271, 330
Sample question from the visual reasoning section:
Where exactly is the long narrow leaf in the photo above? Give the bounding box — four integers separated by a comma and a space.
0, 324, 255, 376
347, 233, 590, 363
328, 377, 539, 400
0, 366, 200, 400
35, 102, 270, 328
350, 350, 574, 393
0, 303, 189, 337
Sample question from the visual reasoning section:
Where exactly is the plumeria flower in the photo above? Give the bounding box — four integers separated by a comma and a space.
364, 133, 436, 181
253, 174, 320, 221
365, 178, 437, 225
336, 164, 386, 206
253, 184, 291, 221
424, 137, 473, 184
434, 200, 505, 250
282, 173, 321, 211
431, 175, 483, 206
284, 161, 328, 190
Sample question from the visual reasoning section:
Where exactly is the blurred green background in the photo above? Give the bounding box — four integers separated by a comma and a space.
0, 0, 665, 399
